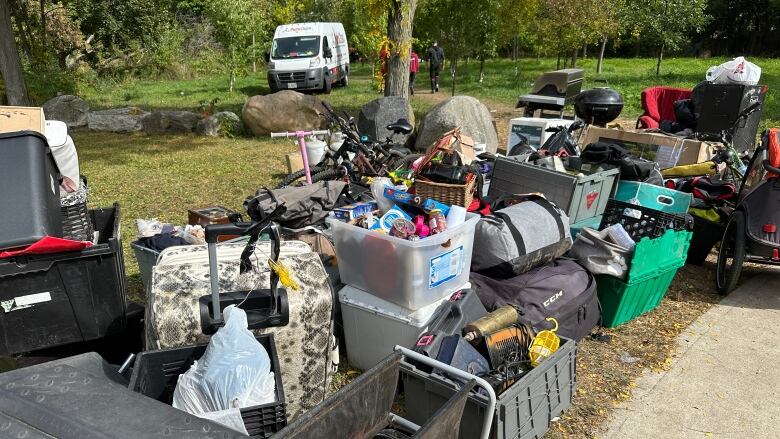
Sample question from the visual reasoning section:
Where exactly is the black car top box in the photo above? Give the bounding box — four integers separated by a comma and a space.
0, 130, 63, 250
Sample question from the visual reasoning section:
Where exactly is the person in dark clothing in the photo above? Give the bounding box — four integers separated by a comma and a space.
426, 41, 445, 93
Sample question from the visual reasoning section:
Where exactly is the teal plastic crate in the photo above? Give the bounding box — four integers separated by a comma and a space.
570, 215, 602, 239
596, 229, 692, 327
615, 181, 692, 214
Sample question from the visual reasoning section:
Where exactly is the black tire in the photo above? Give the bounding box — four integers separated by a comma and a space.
716, 210, 747, 294
322, 74, 332, 94
276, 165, 326, 189
340, 71, 349, 87
310, 167, 344, 184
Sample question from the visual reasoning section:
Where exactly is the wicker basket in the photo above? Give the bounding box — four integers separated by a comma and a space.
413, 128, 478, 208
60, 180, 93, 242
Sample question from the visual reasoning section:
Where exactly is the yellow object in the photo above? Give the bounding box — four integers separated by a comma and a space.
529, 318, 561, 367
662, 161, 718, 178
268, 259, 300, 291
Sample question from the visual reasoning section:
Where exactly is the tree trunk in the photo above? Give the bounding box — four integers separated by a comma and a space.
0, 0, 30, 105
479, 58, 485, 83
571, 49, 578, 67
513, 33, 518, 60
582, 44, 587, 58
39, 0, 46, 51
655, 43, 664, 76
596, 35, 607, 74
384, 0, 417, 99
451, 58, 456, 96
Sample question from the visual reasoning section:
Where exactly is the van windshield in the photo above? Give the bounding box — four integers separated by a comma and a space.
272, 36, 320, 59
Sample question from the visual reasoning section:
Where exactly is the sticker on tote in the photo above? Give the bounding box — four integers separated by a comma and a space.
429, 246, 464, 288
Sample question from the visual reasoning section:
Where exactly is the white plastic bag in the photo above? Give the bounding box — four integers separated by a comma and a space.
706, 56, 761, 85
172, 305, 276, 426
371, 177, 395, 214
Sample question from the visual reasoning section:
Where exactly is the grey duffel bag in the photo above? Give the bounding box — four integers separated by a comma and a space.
471, 195, 572, 278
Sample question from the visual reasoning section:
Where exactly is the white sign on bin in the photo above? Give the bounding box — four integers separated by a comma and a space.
429, 246, 464, 288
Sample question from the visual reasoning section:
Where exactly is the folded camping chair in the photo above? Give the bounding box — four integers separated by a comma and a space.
636, 86, 692, 129
272, 351, 476, 439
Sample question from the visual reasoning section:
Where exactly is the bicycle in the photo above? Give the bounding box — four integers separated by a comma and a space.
276, 101, 417, 188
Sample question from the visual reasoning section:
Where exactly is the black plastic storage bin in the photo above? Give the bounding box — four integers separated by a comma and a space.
600, 199, 693, 241
413, 289, 487, 360
0, 352, 244, 438
0, 203, 126, 355
129, 333, 287, 438
0, 131, 63, 250
687, 215, 725, 265
401, 337, 577, 439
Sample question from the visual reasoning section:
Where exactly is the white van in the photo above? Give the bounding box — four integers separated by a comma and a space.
267, 22, 349, 94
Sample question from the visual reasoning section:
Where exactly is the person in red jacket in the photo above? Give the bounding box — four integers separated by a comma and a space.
409, 50, 420, 95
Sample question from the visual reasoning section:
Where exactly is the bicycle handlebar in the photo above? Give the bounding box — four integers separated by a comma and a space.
270, 130, 330, 138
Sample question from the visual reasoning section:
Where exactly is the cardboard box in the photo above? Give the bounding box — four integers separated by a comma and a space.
285, 151, 304, 174
582, 127, 716, 169
0, 106, 45, 134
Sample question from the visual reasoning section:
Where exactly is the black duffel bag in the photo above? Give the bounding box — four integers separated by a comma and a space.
470, 258, 601, 341
581, 141, 662, 184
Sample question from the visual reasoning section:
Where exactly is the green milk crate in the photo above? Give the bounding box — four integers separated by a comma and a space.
597, 228, 692, 327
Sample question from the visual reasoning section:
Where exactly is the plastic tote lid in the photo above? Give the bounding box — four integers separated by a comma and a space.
338, 284, 470, 326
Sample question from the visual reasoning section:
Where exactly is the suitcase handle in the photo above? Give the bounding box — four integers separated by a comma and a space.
205, 205, 286, 324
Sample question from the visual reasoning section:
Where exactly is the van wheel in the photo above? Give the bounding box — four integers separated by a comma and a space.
340, 73, 349, 87
322, 76, 332, 94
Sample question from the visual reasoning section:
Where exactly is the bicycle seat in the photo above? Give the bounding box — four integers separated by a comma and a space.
386, 119, 413, 135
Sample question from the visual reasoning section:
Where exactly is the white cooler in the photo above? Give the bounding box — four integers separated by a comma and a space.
339, 284, 470, 371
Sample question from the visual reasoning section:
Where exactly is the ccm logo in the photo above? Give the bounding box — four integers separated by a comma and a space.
544, 290, 563, 307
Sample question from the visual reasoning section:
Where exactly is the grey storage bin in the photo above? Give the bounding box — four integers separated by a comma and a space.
131, 241, 160, 291
0, 131, 62, 250
339, 284, 469, 370
488, 156, 619, 224
401, 337, 576, 439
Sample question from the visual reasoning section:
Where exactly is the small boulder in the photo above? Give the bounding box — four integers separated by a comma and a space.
42, 95, 90, 128
87, 107, 149, 133
196, 111, 243, 137
242, 91, 326, 136
142, 110, 200, 134
414, 96, 498, 153
357, 96, 415, 143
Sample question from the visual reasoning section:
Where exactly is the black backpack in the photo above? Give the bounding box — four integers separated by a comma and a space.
470, 259, 601, 341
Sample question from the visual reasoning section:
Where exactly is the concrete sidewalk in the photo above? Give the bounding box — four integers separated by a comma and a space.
603, 272, 780, 439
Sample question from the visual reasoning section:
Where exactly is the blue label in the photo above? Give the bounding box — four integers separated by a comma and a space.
429, 245, 464, 288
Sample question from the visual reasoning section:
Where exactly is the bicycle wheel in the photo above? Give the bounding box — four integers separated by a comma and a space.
275, 165, 326, 189
310, 167, 345, 184
715, 210, 746, 294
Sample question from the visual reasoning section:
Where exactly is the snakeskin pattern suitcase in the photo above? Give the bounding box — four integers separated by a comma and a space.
144, 239, 337, 420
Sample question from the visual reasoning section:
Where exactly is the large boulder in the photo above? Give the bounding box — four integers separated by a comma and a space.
87, 107, 149, 133
357, 96, 415, 143
414, 96, 498, 153
42, 95, 90, 128
196, 111, 243, 137
242, 91, 326, 136
142, 110, 200, 134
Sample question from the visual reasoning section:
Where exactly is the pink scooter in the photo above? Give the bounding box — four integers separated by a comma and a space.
270, 129, 330, 185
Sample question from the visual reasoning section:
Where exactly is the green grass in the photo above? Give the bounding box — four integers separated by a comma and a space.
72, 56, 779, 301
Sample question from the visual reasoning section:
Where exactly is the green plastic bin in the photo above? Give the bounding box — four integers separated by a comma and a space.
596, 228, 692, 327
615, 181, 692, 214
